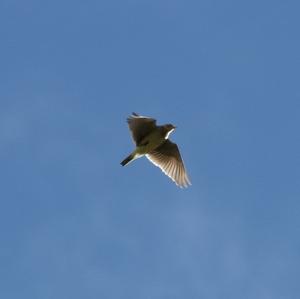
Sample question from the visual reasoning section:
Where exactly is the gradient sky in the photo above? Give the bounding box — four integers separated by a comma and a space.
1, 1, 300, 298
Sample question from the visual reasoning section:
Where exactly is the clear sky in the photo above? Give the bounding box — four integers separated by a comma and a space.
1, 0, 300, 298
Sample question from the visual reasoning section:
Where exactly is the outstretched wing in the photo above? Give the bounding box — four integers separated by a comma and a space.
146, 140, 191, 188
127, 112, 157, 145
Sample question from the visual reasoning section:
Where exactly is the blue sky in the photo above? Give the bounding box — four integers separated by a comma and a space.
1, 0, 300, 298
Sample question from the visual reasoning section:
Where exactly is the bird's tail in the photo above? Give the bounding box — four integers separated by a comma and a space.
120, 153, 135, 166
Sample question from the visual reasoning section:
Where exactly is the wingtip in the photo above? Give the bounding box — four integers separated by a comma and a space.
127, 112, 139, 122
178, 182, 192, 189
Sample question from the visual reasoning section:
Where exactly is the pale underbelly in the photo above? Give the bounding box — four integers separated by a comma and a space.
136, 132, 165, 154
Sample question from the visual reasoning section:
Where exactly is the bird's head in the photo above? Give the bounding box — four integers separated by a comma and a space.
163, 124, 176, 139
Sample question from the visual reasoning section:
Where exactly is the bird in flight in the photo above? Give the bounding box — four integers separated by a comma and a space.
121, 112, 191, 188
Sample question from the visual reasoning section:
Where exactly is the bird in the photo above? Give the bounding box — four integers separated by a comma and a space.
121, 112, 191, 188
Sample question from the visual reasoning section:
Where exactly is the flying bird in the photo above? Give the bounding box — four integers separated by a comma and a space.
121, 112, 191, 188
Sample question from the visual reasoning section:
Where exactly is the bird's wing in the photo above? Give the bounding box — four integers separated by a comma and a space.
146, 140, 191, 188
127, 112, 157, 145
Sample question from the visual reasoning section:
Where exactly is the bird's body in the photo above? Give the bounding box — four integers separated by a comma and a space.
136, 127, 167, 152
121, 126, 170, 165
121, 112, 191, 188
